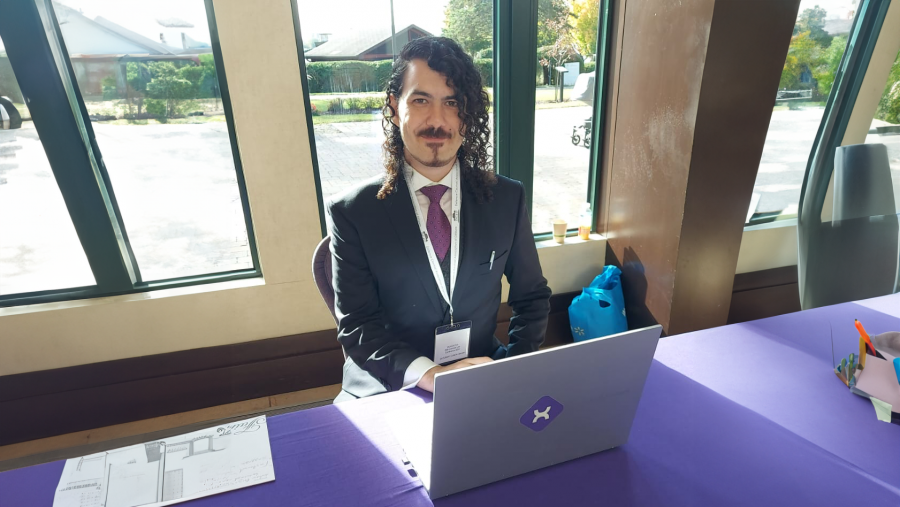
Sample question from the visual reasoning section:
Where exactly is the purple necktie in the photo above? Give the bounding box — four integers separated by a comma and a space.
419, 185, 451, 262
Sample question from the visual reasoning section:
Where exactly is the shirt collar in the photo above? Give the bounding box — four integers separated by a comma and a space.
404, 160, 458, 193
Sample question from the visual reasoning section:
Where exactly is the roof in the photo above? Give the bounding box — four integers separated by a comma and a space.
157, 17, 194, 28
92, 16, 176, 54
305, 24, 432, 60
52, 2, 177, 55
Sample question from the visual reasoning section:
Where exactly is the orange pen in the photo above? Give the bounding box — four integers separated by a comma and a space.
855, 319, 876, 356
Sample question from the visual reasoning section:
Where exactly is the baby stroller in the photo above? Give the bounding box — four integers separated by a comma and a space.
569, 74, 595, 150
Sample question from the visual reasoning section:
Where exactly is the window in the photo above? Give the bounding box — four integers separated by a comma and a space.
51, 0, 254, 281
296, 0, 610, 239
0, 33, 95, 295
748, 1, 854, 224
531, 0, 603, 235
862, 47, 900, 212
0, 0, 257, 307
295, 0, 494, 203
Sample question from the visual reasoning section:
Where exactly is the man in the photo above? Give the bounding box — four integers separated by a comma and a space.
327, 37, 551, 402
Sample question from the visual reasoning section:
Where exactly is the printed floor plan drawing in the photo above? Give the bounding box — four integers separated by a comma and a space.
52, 416, 275, 507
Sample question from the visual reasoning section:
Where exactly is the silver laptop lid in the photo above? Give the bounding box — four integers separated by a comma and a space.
426, 325, 662, 498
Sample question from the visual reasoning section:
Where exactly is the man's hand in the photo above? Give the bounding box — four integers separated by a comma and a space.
416, 357, 493, 392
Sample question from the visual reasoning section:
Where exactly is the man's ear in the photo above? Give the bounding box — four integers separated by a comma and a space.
388, 94, 400, 127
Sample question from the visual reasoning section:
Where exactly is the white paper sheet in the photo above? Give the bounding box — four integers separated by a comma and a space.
53, 416, 275, 507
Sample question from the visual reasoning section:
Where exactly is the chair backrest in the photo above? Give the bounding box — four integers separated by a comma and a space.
312, 235, 338, 325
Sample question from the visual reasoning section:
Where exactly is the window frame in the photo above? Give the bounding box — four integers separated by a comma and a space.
293, 0, 614, 242
0, 0, 261, 308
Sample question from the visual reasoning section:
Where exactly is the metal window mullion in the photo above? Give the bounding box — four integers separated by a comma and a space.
0, 0, 136, 292
798, 0, 891, 223
587, 0, 614, 232
495, 0, 538, 216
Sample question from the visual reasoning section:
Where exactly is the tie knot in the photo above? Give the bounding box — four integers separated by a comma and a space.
419, 184, 449, 202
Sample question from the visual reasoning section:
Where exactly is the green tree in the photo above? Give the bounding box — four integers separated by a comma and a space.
571, 0, 599, 57
795, 6, 833, 48
125, 61, 148, 115
875, 50, 900, 124
145, 62, 194, 117
442, 0, 493, 56
537, 3, 578, 86
812, 35, 846, 98
779, 31, 821, 90
538, 0, 570, 47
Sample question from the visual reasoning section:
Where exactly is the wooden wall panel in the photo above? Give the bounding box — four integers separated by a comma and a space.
604, 0, 800, 334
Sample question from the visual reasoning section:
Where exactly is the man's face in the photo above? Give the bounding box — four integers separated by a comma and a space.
390, 59, 464, 172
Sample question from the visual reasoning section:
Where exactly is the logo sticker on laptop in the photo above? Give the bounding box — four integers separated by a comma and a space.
520, 396, 564, 432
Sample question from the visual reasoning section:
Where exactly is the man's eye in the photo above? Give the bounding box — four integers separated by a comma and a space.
446, 101, 458, 107
413, 98, 427, 104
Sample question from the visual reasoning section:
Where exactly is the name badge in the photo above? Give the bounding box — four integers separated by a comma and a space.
434, 320, 472, 365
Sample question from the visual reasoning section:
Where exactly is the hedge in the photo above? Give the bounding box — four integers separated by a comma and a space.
305, 58, 494, 93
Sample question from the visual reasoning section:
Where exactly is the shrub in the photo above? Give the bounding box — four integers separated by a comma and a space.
101, 75, 118, 100
144, 98, 167, 118
583, 62, 596, 75
473, 58, 493, 87
366, 95, 384, 110
306, 60, 395, 93
326, 98, 342, 113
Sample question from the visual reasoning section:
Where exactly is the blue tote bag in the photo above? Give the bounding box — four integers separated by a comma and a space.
568, 266, 628, 341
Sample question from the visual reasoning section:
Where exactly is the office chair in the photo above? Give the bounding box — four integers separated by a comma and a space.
312, 235, 338, 325
312, 235, 347, 360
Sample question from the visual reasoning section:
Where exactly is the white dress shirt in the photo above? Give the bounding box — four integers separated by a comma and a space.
401, 160, 458, 389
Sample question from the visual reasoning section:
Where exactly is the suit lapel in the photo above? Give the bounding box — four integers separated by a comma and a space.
382, 176, 444, 315
453, 182, 481, 309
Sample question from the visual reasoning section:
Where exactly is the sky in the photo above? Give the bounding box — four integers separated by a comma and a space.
295, 0, 450, 41
798, 0, 859, 19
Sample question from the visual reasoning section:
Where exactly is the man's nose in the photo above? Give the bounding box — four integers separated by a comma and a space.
424, 102, 453, 129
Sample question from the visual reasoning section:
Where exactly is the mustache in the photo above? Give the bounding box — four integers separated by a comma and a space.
416, 127, 453, 139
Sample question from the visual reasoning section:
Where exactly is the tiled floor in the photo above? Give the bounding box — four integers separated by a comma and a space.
0, 384, 341, 473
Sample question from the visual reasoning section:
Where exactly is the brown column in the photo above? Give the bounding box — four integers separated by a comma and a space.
602, 0, 800, 335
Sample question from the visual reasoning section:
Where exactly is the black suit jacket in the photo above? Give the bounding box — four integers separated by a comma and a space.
326, 173, 551, 399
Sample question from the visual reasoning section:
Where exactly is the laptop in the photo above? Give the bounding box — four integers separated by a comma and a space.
386, 325, 663, 499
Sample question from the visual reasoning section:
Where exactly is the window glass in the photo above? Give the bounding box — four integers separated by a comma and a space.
531, 0, 601, 235
863, 48, 900, 213
51, 0, 253, 282
298, 0, 494, 200
748, 1, 854, 223
0, 34, 95, 295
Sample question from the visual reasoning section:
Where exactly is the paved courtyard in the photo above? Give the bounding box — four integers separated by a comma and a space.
2, 106, 899, 295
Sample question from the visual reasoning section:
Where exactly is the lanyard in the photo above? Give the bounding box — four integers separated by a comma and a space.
404, 162, 462, 324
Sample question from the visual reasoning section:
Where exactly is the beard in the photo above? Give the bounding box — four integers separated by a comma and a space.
408, 147, 457, 168
408, 126, 457, 167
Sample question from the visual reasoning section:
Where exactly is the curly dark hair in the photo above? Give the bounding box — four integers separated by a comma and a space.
378, 36, 496, 202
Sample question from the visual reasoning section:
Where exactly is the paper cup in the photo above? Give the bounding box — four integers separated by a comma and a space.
552, 219, 567, 244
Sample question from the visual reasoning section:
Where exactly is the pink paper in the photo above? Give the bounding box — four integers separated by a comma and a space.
855, 353, 900, 408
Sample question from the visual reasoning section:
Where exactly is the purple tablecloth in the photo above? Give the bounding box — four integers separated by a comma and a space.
3, 295, 899, 506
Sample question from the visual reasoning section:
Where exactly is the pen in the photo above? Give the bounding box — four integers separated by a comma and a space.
859, 336, 867, 370
489, 250, 495, 271
835, 368, 849, 387
855, 319, 876, 356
